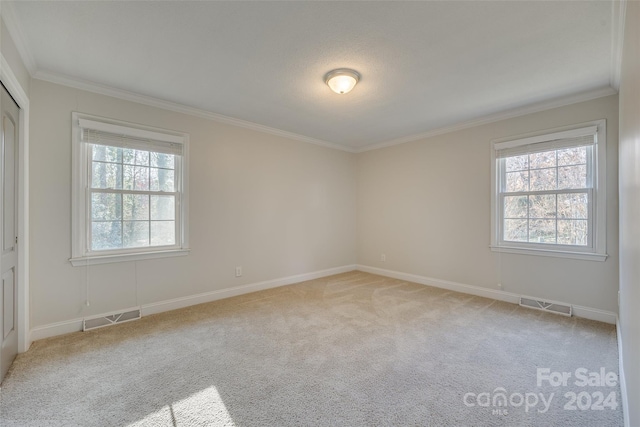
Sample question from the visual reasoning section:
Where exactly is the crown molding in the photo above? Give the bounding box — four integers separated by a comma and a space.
354, 86, 618, 153
0, 1, 37, 75
32, 70, 618, 156
1, 53, 29, 108
610, 0, 627, 90
33, 70, 356, 153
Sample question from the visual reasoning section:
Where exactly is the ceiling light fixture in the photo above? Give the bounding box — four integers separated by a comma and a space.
324, 68, 361, 94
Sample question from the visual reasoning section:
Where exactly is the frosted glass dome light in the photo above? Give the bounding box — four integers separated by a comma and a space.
324, 69, 361, 94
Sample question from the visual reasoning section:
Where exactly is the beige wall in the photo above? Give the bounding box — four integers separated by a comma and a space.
617, 2, 639, 425
28, 78, 623, 326
357, 95, 619, 312
29, 79, 357, 327
31, 82, 619, 329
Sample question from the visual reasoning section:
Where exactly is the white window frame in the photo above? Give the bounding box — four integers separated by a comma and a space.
70, 113, 190, 266
490, 119, 607, 261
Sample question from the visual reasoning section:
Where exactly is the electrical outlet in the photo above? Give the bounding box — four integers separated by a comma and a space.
497, 283, 503, 289
381, 254, 386, 262
235, 266, 242, 277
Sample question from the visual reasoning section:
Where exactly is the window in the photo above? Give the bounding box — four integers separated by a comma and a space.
71, 113, 189, 266
491, 120, 607, 261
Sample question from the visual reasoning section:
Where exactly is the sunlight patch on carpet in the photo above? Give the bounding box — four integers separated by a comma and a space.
127, 405, 174, 427
172, 386, 235, 426
126, 386, 234, 427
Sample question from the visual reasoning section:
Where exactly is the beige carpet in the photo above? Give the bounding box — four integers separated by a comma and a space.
0, 271, 623, 426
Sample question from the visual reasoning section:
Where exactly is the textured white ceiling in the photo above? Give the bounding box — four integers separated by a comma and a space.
7, 1, 615, 150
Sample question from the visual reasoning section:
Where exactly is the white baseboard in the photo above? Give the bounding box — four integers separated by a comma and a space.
29, 264, 357, 341
356, 264, 617, 324
141, 264, 356, 316
30, 318, 85, 342
29, 264, 617, 342
356, 264, 521, 304
616, 316, 630, 427
571, 305, 617, 324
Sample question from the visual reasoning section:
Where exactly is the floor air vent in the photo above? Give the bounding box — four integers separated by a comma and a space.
83, 307, 141, 331
519, 297, 572, 317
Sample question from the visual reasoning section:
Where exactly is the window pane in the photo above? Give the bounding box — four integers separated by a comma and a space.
151, 221, 175, 246
151, 195, 175, 220
92, 145, 122, 163
150, 152, 175, 169
557, 146, 587, 166
91, 193, 121, 220
529, 219, 556, 244
505, 155, 528, 172
150, 168, 175, 192
558, 220, 588, 246
91, 221, 122, 250
133, 166, 150, 191
558, 193, 588, 219
529, 194, 556, 219
123, 221, 149, 248
123, 165, 134, 190
122, 165, 155, 191
505, 171, 529, 192
123, 148, 135, 165
558, 165, 587, 189
123, 194, 149, 220
504, 196, 528, 218
91, 162, 122, 189
135, 150, 150, 166
530, 168, 556, 191
504, 219, 527, 242
530, 151, 556, 169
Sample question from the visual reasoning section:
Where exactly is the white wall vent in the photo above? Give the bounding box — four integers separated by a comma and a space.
83, 307, 141, 331
519, 297, 572, 317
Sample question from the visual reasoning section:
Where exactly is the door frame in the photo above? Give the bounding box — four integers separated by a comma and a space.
1, 52, 30, 353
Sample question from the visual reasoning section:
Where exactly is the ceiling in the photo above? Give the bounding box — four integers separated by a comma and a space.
5, 1, 621, 151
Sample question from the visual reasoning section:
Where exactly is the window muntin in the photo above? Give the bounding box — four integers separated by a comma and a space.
491, 121, 607, 261
71, 113, 189, 265
499, 144, 592, 247
89, 145, 178, 252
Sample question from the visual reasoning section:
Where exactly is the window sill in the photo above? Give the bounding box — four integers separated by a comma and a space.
70, 248, 190, 266
490, 245, 607, 261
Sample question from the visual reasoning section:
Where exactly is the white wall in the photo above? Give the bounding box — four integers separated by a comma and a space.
357, 95, 619, 312
617, 2, 640, 425
29, 79, 357, 328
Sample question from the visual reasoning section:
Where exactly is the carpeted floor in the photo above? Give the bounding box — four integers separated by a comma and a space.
0, 271, 623, 426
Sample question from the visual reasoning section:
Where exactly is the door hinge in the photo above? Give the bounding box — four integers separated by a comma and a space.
15, 236, 18, 244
